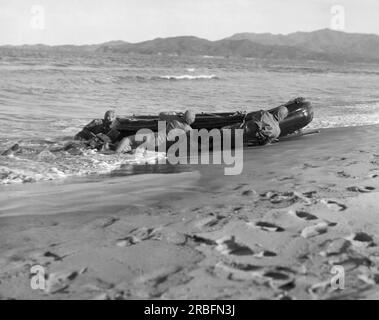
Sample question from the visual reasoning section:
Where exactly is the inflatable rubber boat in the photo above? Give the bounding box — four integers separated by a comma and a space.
113, 97, 313, 139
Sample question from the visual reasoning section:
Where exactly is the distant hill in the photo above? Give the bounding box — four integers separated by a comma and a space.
228, 29, 379, 61
98, 36, 212, 55
94, 33, 336, 60
2, 29, 379, 62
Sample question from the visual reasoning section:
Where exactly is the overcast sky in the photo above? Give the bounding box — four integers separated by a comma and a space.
0, 0, 378, 45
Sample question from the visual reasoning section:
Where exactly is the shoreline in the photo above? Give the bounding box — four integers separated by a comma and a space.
0, 123, 378, 217
1, 123, 379, 299
1, 123, 379, 191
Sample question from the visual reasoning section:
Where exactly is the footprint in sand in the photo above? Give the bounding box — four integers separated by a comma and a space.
262, 190, 316, 207
241, 189, 257, 196
45, 268, 87, 294
30, 250, 69, 266
321, 199, 347, 211
263, 270, 291, 281
292, 210, 318, 221
116, 227, 162, 247
337, 171, 355, 179
260, 191, 300, 208
248, 221, 285, 232
346, 186, 375, 193
194, 215, 228, 231
233, 206, 243, 213
357, 273, 379, 286
319, 239, 351, 257
216, 262, 294, 290
301, 222, 329, 239
328, 251, 373, 271
308, 280, 333, 298
190, 235, 276, 257
223, 261, 263, 272
215, 236, 254, 256
43, 251, 67, 262
254, 250, 277, 258
370, 154, 379, 166
92, 217, 120, 229
275, 293, 296, 300
278, 176, 295, 182
302, 191, 318, 199
263, 267, 296, 291
345, 232, 376, 248
116, 236, 139, 247
289, 210, 337, 226
303, 163, 320, 169
233, 183, 249, 191
189, 235, 216, 246
215, 262, 263, 281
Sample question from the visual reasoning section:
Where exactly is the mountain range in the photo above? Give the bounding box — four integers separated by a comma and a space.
2, 29, 379, 62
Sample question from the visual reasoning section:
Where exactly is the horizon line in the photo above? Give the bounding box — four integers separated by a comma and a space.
1, 28, 379, 48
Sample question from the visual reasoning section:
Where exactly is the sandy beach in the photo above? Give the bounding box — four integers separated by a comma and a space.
1, 124, 379, 300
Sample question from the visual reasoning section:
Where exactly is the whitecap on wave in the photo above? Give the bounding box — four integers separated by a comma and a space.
155, 74, 218, 80
309, 102, 379, 129
0, 145, 167, 185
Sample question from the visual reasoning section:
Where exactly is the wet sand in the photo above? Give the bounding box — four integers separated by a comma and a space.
1, 124, 379, 300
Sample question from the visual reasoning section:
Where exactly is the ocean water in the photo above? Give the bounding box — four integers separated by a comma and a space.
1, 51, 379, 185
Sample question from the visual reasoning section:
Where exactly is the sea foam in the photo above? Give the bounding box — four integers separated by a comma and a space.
155, 74, 218, 80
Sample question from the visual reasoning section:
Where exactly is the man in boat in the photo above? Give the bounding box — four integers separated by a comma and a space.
115, 110, 196, 153
245, 105, 288, 145
75, 110, 120, 151
222, 106, 288, 146
1, 143, 21, 156
1, 110, 120, 156
158, 110, 196, 134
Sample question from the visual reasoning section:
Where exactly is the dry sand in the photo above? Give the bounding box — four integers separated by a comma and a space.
1, 124, 379, 300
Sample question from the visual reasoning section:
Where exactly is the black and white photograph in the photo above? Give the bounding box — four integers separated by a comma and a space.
1, 0, 379, 303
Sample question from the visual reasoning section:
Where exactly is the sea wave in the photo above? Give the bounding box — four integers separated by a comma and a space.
309, 102, 379, 129
2, 100, 379, 185
50, 74, 221, 85
153, 74, 219, 80
116, 74, 220, 82
266, 65, 379, 76
0, 147, 167, 185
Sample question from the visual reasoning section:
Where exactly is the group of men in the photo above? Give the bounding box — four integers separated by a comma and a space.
73, 106, 289, 153
74, 110, 120, 151
1, 106, 288, 157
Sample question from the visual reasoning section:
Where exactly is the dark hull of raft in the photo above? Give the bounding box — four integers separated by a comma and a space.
114, 98, 313, 139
